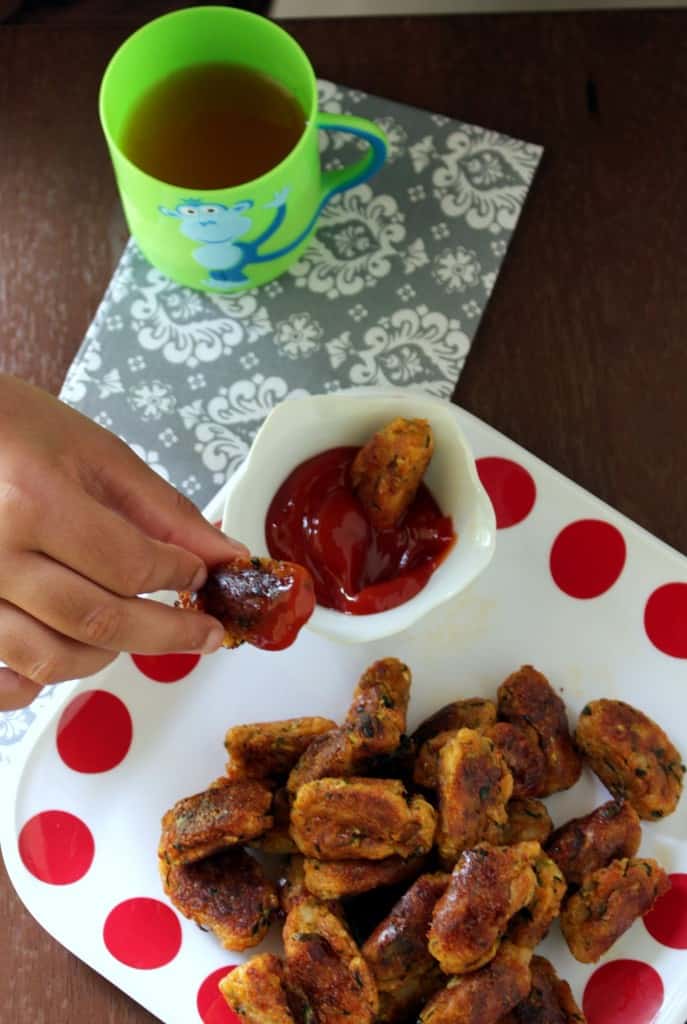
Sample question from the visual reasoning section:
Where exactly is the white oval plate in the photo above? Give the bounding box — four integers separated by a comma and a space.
2, 404, 686, 1024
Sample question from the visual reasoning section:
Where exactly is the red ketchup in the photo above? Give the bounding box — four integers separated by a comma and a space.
265, 447, 456, 615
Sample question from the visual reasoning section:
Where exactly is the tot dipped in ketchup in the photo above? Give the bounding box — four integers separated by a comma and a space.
266, 418, 456, 615
179, 556, 315, 651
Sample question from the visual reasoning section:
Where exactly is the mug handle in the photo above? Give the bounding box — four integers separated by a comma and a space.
316, 113, 388, 205
243, 115, 387, 266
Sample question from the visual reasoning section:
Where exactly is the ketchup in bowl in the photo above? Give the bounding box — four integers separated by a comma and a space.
265, 447, 455, 615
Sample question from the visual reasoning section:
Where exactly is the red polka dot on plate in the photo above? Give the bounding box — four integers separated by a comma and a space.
583, 960, 663, 1024
19, 810, 94, 885
476, 457, 536, 528
103, 898, 182, 969
644, 873, 687, 948
550, 519, 626, 598
131, 652, 201, 683
197, 966, 241, 1024
57, 690, 132, 773
644, 583, 687, 658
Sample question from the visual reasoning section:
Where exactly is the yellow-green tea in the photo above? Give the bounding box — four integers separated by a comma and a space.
121, 62, 306, 189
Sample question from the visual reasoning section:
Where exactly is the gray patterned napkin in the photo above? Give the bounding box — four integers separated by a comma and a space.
0, 81, 541, 764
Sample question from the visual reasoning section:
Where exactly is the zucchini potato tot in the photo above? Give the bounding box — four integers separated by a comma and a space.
419, 941, 533, 1024
278, 855, 343, 918
287, 658, 411, 795
219, 954, 299, 1024
160, 847, 278, 950
436, 728, 513, 866
179, 555, 314, 651
485, 721, 548, 799
497, 665, 582, 794
502, 797, 553, 846
575, 699, 685, 820
508, 851, 566, 948
343, 656, 412, 759
428, 842, 539, 974
560, 857, 670, 963
303, 853, 425, 901
500, 955, 587, 1024
351, 417, 434, 530
412, 697, 498, 748
361, 872, 450, 1023
249, 786, 297, 855
545, 799, 641, 886
158, 779, 272, 866
225, 716, 336, 782
283, 898, 378, 1024
412, 697, 497, 790
290, 777, 436, 861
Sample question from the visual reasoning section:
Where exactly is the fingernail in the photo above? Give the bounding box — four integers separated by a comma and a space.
202, 623, 226, 654
190, 565, 207, 592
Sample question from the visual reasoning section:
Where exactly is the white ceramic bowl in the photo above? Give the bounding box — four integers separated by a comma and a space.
221, 387, 496, 644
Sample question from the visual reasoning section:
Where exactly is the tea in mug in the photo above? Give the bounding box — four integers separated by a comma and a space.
120, 62, 306, 189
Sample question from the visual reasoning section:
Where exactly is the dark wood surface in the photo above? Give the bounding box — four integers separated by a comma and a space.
1, 6, 686, 1022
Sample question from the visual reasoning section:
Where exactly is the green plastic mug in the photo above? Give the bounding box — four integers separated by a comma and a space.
99, 6, 388, 293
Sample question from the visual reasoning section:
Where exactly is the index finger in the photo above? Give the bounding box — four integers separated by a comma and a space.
83, 433, 248, 565
36, 476, 210, 598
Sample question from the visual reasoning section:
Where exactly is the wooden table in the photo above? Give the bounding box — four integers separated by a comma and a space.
1, 5, 686, 1020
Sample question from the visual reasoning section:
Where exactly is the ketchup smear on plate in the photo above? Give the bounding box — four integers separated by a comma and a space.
266, 446, 456, 615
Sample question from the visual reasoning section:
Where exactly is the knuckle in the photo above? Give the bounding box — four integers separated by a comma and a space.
169, 487, 201, 530
0, 479, 39, 540
81, 602, 124, 648
122, 550, 160, 597
26, 653, 65, 686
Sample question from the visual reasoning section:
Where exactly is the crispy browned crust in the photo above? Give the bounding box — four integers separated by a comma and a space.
497, 666, 582, 794
501, 955, 587, 1024
290, 777, 436, 861
545, 799, 642, 885
414, 731, 456, 789
158, 780, 272, 865
179, 555, 313, 650
560, 857, 671, 963
287, 728, 354, 795
351, 417, 434, 530
486, 722, 548, 799
502, 798, 553, 846
419, 942, 532, 1024
575, 699, 685, 820
361, 872, 450, 1023
225, 717, 337, 781
160, 848, 278, 951
428, 842, 538, 974
304, 853, 425, 900
411, 698, 498, 748
249, 787, 297, 855
219, 955, 299, 1024
436, 728, 513, 866
413, 699, 498, 787
287, 658, 411, 795
508, 852, 566, 948
278, 854, 310, 916
344, 658, 411, 758
283, 899, 378, 1024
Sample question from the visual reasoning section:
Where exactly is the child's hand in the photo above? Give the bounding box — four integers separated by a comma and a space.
0, 374, 247, 711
